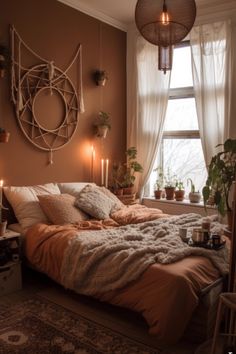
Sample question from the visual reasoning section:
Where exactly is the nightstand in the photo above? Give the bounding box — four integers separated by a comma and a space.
0, 230, 22, 296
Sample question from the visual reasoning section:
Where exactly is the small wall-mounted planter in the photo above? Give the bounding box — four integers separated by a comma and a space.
96, 125, 109, 138
93, 70, 108, 87
0, 131, 10, 143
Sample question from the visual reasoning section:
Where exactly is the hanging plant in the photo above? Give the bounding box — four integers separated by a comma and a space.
94, 111, 111, 138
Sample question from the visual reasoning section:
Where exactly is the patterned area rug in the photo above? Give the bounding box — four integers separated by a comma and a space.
0, 295, 158, 354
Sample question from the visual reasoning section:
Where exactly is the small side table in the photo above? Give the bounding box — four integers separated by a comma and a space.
0, 230, 22, 296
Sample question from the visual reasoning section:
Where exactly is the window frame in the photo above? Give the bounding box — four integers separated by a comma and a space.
162, 41, 200, 145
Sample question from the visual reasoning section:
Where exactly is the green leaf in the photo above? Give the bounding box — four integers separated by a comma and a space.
202, 186, 210, 204
218, 198, 226, 216
214, 191, 221, 205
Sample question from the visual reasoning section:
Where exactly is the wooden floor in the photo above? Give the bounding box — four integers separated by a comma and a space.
0, 266, 204, 354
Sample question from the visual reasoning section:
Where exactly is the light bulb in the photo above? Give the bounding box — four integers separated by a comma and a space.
161, 1, 170, 25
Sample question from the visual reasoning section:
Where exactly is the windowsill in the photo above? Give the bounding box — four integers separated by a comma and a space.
143, 197, 216, 209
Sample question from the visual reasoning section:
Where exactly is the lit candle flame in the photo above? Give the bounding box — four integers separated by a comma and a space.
0, 180, 3, 188
161, 1, 170, 25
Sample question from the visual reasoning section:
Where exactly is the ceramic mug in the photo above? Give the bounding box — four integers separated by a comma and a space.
192, 228, 205, 243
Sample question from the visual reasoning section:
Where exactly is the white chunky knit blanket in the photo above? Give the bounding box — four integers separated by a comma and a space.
60, 213, 229, 296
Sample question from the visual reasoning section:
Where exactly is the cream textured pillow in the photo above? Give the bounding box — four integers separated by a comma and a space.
99, 186, 124, 212
38, 193, 89, 225
4, 183, 60, 233
75, 184, 116, 219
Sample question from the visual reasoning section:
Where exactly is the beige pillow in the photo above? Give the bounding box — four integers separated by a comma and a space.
75, 184, 117, 219
57, 182, 96, 197
99, 186, 124, 212
38, 194, 89, 225
4, 183, 60, 233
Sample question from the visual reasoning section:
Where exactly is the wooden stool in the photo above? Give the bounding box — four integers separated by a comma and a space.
211, 293, 236, 354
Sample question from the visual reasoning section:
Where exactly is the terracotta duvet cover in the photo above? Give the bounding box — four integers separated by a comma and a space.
23, 208, 225, 344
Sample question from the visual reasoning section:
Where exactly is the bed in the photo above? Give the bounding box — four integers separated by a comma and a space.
3, 182, 230, 344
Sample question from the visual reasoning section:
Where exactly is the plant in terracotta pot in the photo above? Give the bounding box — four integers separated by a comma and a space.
202, 138, 236, 230
0, 128, 10, 143
121, 147, 143, 195
93, 70, 108, 86
94, 111, 111, 138
187, 178, 201, 203
164, 169, 177, 200
153, 167, 164, 199
174, 180, 185, 201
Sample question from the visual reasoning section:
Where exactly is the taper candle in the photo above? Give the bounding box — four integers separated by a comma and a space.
90, 145, 95, 182
105, 159, 109, 188
101, 159, 104, 186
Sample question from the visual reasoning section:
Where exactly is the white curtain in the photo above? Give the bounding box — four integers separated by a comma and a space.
190, 21, 232, 166
127, 32, 171, 197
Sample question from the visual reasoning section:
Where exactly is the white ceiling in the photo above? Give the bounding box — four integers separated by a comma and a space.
58, 0, 236, 31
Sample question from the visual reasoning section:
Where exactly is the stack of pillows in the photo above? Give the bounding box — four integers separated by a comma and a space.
3, 183, 125, 234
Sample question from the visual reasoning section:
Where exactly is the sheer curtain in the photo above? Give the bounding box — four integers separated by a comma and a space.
190, 21, 232, 166
127, 33, 171, 197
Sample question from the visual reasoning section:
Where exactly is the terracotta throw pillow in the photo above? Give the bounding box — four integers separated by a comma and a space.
38, 193, 89, 225
74, 185, 119, 219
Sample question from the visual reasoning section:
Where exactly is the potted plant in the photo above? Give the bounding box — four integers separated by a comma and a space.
0, 128, 10, 143
202, 138, 236, 230
121, 147, 143, 194
153, 167, 164, 199
174, 181, 185, 201
187, 178, 201, 203
164, 169, 177, 200
94, 111, 111, 138
93, 70, 108, 86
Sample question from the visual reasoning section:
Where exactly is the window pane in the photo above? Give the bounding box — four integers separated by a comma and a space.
164, 98, 199, 131
170, 46, 193, 88
163, 139, 207, 194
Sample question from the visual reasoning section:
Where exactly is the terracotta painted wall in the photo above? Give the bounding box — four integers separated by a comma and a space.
1, 0, 126, 186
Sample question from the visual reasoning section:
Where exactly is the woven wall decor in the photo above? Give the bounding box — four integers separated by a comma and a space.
11, 26, 84, 164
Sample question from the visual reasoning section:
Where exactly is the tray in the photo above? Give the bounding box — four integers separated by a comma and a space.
189, 239, 226, 250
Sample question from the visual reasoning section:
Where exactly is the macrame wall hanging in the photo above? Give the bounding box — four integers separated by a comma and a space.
11, 25, 84, 164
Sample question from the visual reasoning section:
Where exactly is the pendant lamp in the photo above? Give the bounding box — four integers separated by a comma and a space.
135, 0, 196, 73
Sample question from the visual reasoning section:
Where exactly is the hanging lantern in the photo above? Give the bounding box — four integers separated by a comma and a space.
135, 0, 196, 72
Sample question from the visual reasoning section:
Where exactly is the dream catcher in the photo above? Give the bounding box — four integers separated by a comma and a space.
11, 26, 84, 164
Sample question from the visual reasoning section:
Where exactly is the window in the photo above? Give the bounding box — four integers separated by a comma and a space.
150, 42, 207, 196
